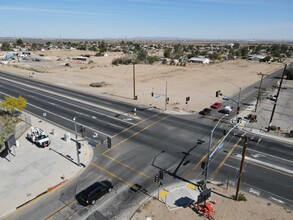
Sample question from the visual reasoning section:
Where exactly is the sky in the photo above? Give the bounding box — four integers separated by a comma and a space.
0, 0, 292, 40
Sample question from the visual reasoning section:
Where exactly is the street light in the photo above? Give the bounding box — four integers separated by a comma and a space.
152, 150, 165, 166
204, 114, 228, 187
73, 116, 82, 166
224, 81, 241, 121
164, 80, 168, 112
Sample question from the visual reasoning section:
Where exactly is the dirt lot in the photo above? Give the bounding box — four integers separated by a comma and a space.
0, 49, 285, 112
132, 184, 293, 220
0, 49, 292, 219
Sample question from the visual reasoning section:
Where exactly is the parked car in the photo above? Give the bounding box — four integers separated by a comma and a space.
211, 102, 222, 109
269, 95, 277, 101
223, 106, 232, 113
76, 180, 113, 206
199, 108, 212, 115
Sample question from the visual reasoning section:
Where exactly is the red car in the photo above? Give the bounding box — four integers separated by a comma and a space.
211, 102, 222, 109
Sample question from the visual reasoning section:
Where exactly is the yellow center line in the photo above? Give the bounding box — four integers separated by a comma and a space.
102, 153, 151, 179
44, 200, 75, 220
210, 137, 242, 180
110, 112, 163, 139
184, 138, 223, 179
103, 114, 171, 154
90, 162, 133, 187
100, 114, 171, 179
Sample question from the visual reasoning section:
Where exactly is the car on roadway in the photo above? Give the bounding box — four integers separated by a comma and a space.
269, 95, 277, 101
223, 106, 232, 113
211, 102, 222, 109
199, 108, 212, 115
75, 180, 113, 206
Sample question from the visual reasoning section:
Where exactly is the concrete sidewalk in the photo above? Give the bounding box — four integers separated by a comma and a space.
0, 114, 93, 218
233, 84, 293, 144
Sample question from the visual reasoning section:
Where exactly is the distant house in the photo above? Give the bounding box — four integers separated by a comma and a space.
189, 57, 210, 64
73, 56, 87, 61
247, 55, 265, 61
5, 53, 14, 59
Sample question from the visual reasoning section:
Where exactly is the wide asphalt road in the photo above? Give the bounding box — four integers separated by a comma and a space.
1, 67, 292, 219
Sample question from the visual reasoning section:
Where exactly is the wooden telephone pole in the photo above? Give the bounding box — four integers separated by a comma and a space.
255, 72, 267, 112
268, 64, 287, 131
133, 63, 137, 100
235, 135, 248, 201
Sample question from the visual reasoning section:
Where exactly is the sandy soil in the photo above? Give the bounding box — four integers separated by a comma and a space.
0, 49, 285, 112
132, 184, 293, 220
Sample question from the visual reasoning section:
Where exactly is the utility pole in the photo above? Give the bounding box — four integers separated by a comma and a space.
235, 135, 248, 201
133, 63, 137, 100
164, 80, 168, 111
255, 72, 266, 112
268, 64, 287, 132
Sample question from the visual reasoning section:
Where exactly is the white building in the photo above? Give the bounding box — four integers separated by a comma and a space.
189, 57, 210, 64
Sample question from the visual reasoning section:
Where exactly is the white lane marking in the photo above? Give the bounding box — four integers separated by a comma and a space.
249, 188, 260, 196
236, 145, 293, 164
223, 163, 242, 171
234, 154, 293, 175
0, 78, 135, 125
0, 91, 111, 137
244, 182, 293, 204
270, 197, 285, 204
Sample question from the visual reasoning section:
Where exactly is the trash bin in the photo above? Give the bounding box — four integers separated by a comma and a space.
52, 129, 55, 135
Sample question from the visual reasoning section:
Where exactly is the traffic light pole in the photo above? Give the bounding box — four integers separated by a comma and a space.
204, 114, 228, 188
164, 80, 168, 112
73, 118, 81, 166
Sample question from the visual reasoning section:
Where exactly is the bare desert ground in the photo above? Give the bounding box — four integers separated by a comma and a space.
0, 49, 285, 112
0, 49, 292, 219
132, 184, 293, 220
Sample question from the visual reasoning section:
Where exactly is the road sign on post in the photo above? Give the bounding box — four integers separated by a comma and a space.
155, 174, 159, 183
197, 188, 212, 203
159, 170, 164, 180
107, 137, 111, 148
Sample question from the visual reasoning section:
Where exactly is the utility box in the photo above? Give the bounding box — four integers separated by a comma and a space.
64, 133, 70, 142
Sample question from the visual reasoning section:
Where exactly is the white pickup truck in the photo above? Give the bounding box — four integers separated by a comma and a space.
27, 127, 51, 147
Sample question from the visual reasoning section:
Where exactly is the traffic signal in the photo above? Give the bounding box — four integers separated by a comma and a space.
237, 106, 240, 114
77, 142, 81, 154
151, 92, 154, 97
159, 170, 164, 180
155, 174, 159, 183
216, 91, 219, 97
201, 161, 206, 169
107, 137, 111, 148
186, 96, 190, 102
79, 125, 85, 137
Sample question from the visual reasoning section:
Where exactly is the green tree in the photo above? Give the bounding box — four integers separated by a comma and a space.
234, 43, 240, 49
31, 43, 38, 50
164, 48, 172, 58
136, 48, 147, 62
16, 38, 23, 46
98, 41, 107, 53
1, 42, 11, 51
1, 96, 27, 113
285, 68, 293, 80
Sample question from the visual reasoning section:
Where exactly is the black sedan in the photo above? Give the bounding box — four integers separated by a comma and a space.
75, 180, 113, 206
199, 108, 212, 115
